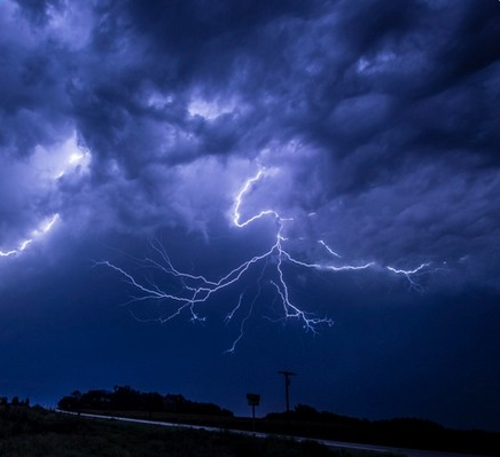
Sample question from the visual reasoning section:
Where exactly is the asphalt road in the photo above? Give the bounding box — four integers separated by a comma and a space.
55, 410, 488, 457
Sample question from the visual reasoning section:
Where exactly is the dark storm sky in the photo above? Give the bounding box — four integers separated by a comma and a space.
1, 0, 500, 431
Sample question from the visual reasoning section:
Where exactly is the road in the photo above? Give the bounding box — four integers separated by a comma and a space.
55, 410, 488, 457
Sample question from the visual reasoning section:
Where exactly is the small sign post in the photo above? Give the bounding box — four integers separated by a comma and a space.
246, 393, 260, 433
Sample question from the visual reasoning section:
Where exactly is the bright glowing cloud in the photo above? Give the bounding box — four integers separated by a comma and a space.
188, 96, 238, 120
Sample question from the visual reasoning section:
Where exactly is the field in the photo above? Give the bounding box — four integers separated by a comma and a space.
0, 405, 393, 457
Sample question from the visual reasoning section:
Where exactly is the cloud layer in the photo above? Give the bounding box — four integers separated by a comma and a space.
1, 0, 499, 290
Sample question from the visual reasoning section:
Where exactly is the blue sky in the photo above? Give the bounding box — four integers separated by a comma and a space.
0, 0, 499, 431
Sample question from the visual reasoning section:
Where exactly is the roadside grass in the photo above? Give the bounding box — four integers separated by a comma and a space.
77, 408, 500, 456
0, 406, 395, 457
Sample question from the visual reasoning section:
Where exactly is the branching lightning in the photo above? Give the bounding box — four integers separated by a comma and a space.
386, 264, 431, 293
99, 167, 433, 350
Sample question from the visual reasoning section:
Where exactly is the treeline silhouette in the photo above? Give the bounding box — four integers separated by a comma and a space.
0, 396, 30, 407
58, 386, 233, 417
266, 404, 500, 456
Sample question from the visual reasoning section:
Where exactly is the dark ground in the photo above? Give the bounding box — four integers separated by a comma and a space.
0, 405, 394, 457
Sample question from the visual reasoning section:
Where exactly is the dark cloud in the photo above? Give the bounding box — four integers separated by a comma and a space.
1, 0, 498, 289
13, 0, 63, 25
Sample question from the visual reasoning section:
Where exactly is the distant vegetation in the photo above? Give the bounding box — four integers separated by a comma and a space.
0, 404, 372, 457
1, 396, 29, 407
266, 404, 500, 456
58, 385, 233, 417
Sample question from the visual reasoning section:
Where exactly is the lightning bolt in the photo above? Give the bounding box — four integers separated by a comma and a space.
0, 214, 60, 258
233, 169, 280, 227
319, 239, 342, 258
1, 135, 90, 260
100, 167, 433, 351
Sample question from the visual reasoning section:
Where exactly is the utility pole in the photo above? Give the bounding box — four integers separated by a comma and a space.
278, 370, 296, 413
